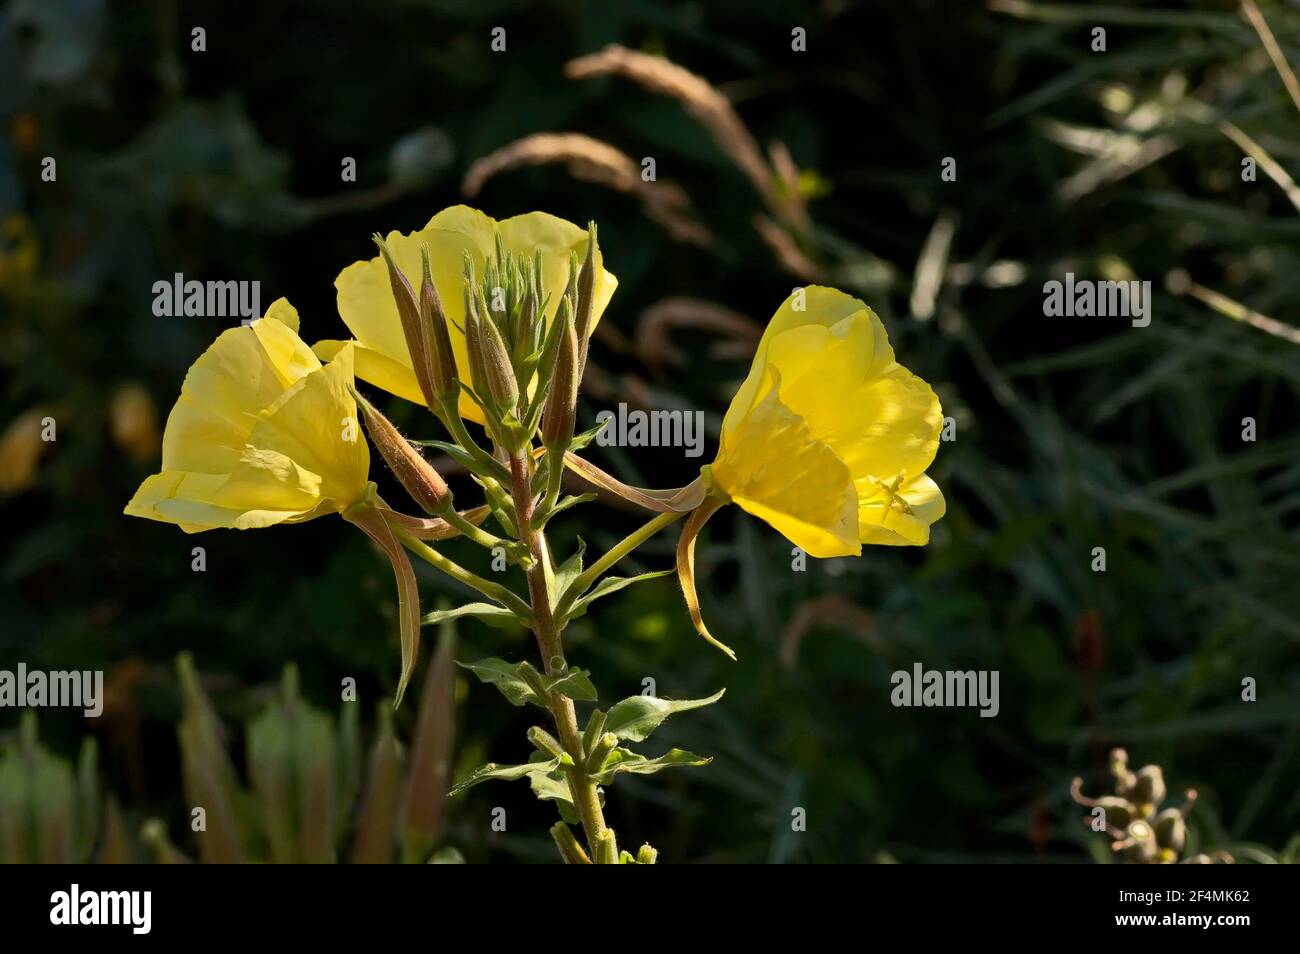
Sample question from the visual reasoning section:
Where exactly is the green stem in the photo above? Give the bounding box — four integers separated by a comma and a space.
555, 510, 685, 618
507, 452, 611, 859
437, 504, 528, 563
438, 399, 511, 483
393, 526, 532, 620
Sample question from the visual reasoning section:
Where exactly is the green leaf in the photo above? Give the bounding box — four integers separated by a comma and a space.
564, 568, 674, 622
593, 747, 711, 784
568, 419, 609, 452
604, 689, 726, 742
540, 667, 598, 702
447, 757, 561, 797
548, 538, 586, 606
529, 770, 579, 825
457, 658, 545, 708
423, 603, 519, 630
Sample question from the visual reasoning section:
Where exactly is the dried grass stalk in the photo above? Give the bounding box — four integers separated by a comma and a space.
753, 214, 822, 280
462, 132, 711, 245
634, 297, 761, 371
566, 45, 783, 217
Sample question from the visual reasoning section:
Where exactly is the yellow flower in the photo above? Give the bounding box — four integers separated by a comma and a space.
706, 286, 944, 556
315, 205, 618, 423
124, 299, 370, 533
675, 287, 944, 658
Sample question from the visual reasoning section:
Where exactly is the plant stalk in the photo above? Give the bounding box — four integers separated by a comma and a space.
507, 452, 611, 858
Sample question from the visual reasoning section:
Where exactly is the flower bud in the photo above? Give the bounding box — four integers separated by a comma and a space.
418, 243, 459, 405
374, 235, 439, 412
550, 821, 590, 865
540, 298, 579, 449
469, 284, 520, 417
574, 221, 598, 374
635, 843, 658, 865
515, 255, 540, 362
585, 731, 618, 775
527, 726, 572, 765
355, 390, 451, 515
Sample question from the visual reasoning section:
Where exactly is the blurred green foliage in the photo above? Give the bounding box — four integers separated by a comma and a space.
1, 0, 1297, 862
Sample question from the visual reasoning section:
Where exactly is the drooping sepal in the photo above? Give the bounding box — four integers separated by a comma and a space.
675, 495, 735, 658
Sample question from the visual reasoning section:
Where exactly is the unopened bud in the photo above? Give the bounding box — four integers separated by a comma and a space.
527, 726, 572, 765
471, 286, 519, 416
419, 244, 459, 404
550, 821, 590, 865
355, 391, 451, 515
585, 731, 617, 775
540, 298, 579, 449
635, 843, 658, 864
574, 221, 598, 375
375, 236, 439, 412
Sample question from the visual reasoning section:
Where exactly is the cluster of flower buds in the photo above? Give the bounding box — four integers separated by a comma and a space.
1071, 748, 1226, 863
365, 224, 600, 514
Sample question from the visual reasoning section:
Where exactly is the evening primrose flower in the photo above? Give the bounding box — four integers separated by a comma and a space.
315, 205, 617, 423
678, 286, 945, 656
124, 299, 370, 532
124, 301, 430, 702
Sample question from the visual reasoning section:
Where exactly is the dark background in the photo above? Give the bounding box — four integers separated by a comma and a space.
1, 0, 1298, 863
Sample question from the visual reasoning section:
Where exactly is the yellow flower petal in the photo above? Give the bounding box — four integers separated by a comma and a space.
126, 310, 368, 533
760, 313, 942, 480
331, 205, 617, 422
711, 285, 945, 554
709, 366, 859, 558
857, 473, 946, 546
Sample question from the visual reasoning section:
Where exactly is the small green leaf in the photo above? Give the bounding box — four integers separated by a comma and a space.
593, 747, 711, 784
604, 689, 726, 742
548, 539, 587, 605
457, 658, 545, 707
528, 760, 603, 827
423, 603, 520, 630
568, 420, 608, 452
564, 568, 674, 622
540, 667, 598, 702
447, 757, 561, 797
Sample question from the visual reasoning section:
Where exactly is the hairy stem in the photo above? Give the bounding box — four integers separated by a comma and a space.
508, 453, 610, 858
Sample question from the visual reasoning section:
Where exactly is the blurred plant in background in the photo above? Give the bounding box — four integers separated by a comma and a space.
2, 0, 1299, 863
